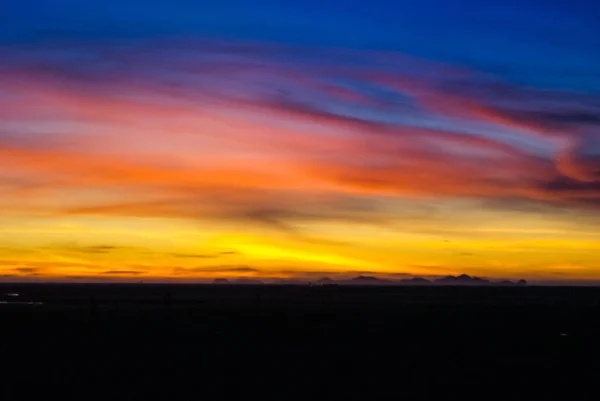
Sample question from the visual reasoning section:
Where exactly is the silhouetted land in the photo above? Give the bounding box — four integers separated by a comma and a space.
1, 284, 599, 400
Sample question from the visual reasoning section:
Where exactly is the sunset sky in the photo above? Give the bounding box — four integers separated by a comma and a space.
1, 0, 599, 284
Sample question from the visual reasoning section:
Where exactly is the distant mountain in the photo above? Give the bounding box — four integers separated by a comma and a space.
435, 274, 490, 286
352, 275, 379, 282
497, 280, 528, 286
343, 276, 393, 285
400, 277, 432, 285
213, 275, 527, 287
435, 275, 458, 284
234, 278, 264, 285
272, 278, 304, 285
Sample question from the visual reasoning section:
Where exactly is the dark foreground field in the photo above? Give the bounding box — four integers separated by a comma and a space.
1, 284, 599, 400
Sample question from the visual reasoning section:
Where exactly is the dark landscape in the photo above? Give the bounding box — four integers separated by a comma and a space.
2, 283, 599, 401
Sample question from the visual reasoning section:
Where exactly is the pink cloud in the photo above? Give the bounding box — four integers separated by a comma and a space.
1, 37, 599, 225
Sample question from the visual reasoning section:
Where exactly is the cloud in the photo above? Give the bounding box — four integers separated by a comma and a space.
13, 267, 40, 274
165, 266, 409, 281
417, 77, 600, 134
171, 266, 261, 275
224, 267, 259, 272
101, 270, 145, 275
171, 254, 221, 259
76, 245, 119, 254
63, 275, 98, 280
171, 251, 241, 259
258, 269, 412, 281
500, 109, 600, 131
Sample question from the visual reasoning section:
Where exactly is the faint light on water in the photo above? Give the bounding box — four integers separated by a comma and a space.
0, 301, 43, 305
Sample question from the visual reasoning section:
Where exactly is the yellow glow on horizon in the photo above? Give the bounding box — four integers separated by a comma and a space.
1, 201, 599, 282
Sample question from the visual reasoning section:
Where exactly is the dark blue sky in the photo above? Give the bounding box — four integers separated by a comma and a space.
1, 0, 599, 92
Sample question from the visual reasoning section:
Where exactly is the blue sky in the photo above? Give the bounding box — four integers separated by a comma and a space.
2, 0, 599, 94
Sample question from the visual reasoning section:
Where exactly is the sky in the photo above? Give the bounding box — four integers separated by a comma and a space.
1, 0, 599, 284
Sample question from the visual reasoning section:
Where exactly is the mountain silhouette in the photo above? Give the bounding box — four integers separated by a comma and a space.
400, 277, 432, 285
497, 280, 530, 286
234, 278, 264, 285
353, 275, 379, 282
344, 276, 393, 285
435, 274, 490, 286
209, 274, 527, 286
273, 278, 303, 285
